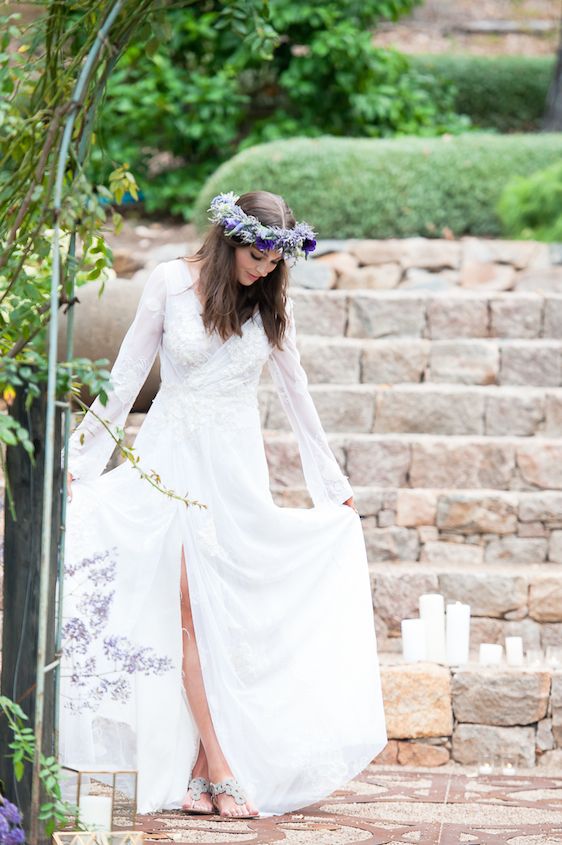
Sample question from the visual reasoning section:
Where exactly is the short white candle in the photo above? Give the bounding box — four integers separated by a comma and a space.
446, 601, 470, 665
401, 618, 427, 662
478, 762, 493, 775
419, 594, 446, 663
78, 795, 112, 831
505, 636, 524, 666
479, 643, 503, 665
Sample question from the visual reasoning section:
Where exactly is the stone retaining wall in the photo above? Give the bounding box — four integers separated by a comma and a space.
299, 237, 562, 294
377, 660, 562, 770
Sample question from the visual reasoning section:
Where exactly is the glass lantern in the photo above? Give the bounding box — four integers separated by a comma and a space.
60, 766, 138, 832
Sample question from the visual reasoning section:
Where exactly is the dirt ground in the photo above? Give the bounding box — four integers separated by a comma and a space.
373, 0, 560, 56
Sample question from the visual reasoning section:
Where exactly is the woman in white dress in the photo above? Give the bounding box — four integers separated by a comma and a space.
61, 191, 387, 821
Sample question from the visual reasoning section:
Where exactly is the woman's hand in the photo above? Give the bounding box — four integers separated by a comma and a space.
343, 496, 359, 514
66, 471, 74, 503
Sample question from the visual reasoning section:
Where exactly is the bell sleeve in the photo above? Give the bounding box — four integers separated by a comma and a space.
266, 296, 354, 508
65, 261, 167, 482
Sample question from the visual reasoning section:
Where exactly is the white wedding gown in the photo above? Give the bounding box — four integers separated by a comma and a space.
59, 257, 387, 817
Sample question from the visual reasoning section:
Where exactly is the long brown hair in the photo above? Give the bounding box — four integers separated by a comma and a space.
184, 191, 295, 350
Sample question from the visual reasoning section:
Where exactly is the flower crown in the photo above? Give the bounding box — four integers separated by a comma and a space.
208, 191, 317, 260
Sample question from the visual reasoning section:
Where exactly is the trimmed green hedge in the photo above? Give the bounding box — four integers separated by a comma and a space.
411, 54, 554, 133
193, 133, 562, 239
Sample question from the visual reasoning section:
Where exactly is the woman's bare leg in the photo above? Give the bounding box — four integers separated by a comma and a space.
180, 548, 259, 817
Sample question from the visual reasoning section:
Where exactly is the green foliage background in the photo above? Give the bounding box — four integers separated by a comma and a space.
89, 0, 472, 218
193, 133, 562, 239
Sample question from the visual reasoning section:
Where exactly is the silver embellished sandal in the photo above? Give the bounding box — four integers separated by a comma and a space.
181, 776, 213, 814
210, 777, 260, 818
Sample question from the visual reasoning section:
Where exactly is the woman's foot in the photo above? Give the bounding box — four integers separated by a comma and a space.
181, 773, 213, 814
209, 770, 259, 818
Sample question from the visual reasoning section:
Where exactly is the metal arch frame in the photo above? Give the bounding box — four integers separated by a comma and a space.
31, 3, 124, 842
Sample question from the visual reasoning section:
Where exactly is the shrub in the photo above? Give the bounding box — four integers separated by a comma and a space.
193, 132, 562, 239
498, 160, 562, 241
411, 54, 554, 133
90, 1, 469, 218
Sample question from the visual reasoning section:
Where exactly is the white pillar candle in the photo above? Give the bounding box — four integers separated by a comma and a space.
419, 593, 446, 663
479, 643, 503, 665
401, 618, 427, 662
505, 636, 524, 666
78, 795, 112, 831
446, 601, 470, 665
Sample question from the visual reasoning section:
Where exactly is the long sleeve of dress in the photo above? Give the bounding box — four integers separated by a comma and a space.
65, 261, 167, 482
266, 296, 354, 508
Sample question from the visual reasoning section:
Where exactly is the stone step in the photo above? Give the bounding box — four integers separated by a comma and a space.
264, 336, 562, 386
368, 561, 562, 655
264, 432, 562, 492
260, 383, 562, 436
291, 288, 562, 340
272, 485, 562, 567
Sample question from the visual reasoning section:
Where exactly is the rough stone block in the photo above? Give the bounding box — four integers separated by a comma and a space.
485, 391, 545, 437
469, 617, 542, 651
537, 718, 555, 752
399, 238, 461, 270
372, 739, 399, 765
490, 295, 543, 338
517, 442, 562, 489
485, 536, 548, 565
452, 668, 550, 726
347, 439, 410, 487
410, 440, 514, 489
374, 388, 483, 436
362, 339, 429, 384
438, 571, 527, 618
421, 542, 484, 566
299, 339, 361, 384
339, 264, 401, 290
452, 723, 536, 767
429, 340, 498, 385
347, 294, 426, 339
364, 525, 419, 562
436, 492, 518, 535
463, 237, 544, 270
516, 267, 562, 292
529, 578, 562, 622
519, 491, 562, 523
347, 239, 404, 266
291, 291, 347, 336
545, 392, 562, 436
397, 741, 450, 766
500, 343, 562, 386
381, 663, 453, 739
548, 530, 562, 564
427, 297, 488, 339
371, 569, 438, 636
543, 296, 562, 338
396, 489, 437, 527
460, 261, 516, 291
291, 259, 336, 290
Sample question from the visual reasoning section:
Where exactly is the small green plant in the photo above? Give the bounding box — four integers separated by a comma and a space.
0, 696, 78, 837
498, 160, 562, 241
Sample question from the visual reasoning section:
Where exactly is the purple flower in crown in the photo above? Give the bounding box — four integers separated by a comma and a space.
303, 239, 316, 255
255, 235, 278, 252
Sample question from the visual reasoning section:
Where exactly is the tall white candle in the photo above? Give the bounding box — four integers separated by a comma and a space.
401, 618, 427, 662
419, 593, 446, 663
446, 601, 470, 665
505, 636, 524, 666
479, 643, 503, 665
78, 795, 112, 831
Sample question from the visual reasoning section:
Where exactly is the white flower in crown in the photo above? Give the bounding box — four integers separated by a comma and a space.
208, 191, 317, 260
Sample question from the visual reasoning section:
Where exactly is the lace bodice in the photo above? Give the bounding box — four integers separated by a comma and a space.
66, 258, 354, 506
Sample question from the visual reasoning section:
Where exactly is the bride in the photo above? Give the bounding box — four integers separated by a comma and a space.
61, 190, 387, 820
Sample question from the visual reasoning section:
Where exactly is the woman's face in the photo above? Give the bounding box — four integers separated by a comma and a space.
235, 244, 283, 287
